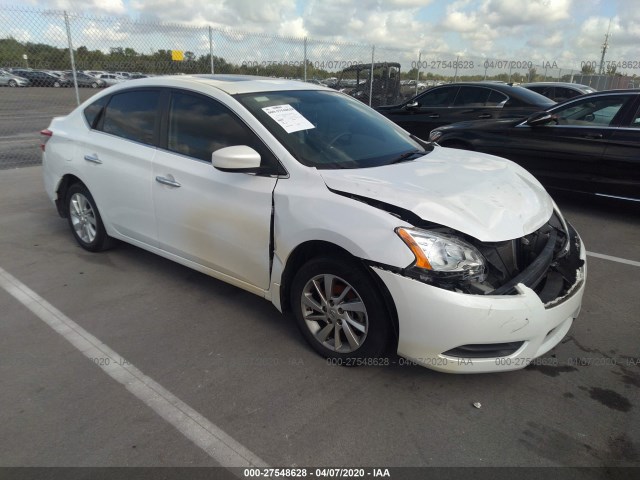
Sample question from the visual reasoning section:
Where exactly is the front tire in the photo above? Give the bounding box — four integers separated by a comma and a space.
8, 80, 17, 87
65, 183, 114, 252
290, 256, 390, 362
53, 81, 61, 88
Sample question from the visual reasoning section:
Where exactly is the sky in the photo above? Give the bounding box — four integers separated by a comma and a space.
3, 0, 640, 74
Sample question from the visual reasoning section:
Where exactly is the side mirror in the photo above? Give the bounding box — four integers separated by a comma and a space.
405, 101, 419, 110
212, 146, 262, 173
526, 111, 555, 127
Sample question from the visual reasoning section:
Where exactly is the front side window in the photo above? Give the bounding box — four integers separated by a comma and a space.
553, 96, 631, 126
166, 91, 278, 169
237, 90, 431, 170
101, 90, 160, 145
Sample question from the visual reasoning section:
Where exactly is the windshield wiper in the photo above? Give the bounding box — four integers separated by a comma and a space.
389, 150, 425, 164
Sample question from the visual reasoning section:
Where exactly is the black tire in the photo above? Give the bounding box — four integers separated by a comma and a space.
290, 256, 390, 363
8, 80, 17, 87
65, 183, 115, 252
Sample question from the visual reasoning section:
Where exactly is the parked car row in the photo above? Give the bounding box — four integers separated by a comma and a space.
0, 69, 30, 87
376, 82, 557, 136
0, 68, 148, 87
373, 79, 638, 201
428, 89, 640, 201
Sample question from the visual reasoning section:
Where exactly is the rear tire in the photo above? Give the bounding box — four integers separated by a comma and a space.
8, 80, 17, 87
65, 183, 115, 252
290, 256, 390, 363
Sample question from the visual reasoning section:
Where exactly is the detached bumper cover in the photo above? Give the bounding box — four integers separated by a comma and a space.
374, 235, 586, 373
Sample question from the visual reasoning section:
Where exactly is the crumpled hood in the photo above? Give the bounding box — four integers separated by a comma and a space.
319, 146, 554, 242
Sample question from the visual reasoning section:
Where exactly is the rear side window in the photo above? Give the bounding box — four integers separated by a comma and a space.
629, 106, 640, 128
555, 87, 581, 102
453, 87, 491, 107
101, 90, 160, 145
83, 95, 109, 128
487, 89, 508, 106
417, 86, 459, 107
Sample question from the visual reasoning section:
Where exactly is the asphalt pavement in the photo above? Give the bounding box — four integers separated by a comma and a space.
0, 166, 638, 473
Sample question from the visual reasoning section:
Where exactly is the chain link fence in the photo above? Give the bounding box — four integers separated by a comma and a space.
0, 6, 636, 169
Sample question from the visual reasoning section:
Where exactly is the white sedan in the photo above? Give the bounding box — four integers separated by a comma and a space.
96, 73, 128, 86
41, 75, 586, 373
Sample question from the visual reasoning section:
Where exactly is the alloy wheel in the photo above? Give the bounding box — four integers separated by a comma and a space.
69, 193, 97, 244
300, 274, 368, 353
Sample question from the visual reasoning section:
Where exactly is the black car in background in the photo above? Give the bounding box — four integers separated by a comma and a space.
12, 69, 72, 87
376, 82, 555, 139
521, 82, 596, 102
429, 90, 640, 201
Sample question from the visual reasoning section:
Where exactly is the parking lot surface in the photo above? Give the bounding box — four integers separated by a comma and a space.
0, 85, 639, 473
0, 165, 638, 471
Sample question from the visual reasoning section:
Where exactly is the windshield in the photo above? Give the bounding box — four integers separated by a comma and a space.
236, 89, 431, 169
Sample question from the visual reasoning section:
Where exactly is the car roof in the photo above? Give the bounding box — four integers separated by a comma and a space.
520, 82, 593, 89
105, 74, 328, 95
574, 88, 640, 96
423, 82, 555, 104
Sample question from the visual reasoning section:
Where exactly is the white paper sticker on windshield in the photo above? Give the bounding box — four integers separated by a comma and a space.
262, 104, 315, 133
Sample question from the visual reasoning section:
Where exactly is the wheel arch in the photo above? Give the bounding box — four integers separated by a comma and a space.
55, 174, 84, 218
279, 240, 399, 342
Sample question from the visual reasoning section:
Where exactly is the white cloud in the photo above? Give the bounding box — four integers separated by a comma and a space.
3, 0, 640, 74
20, 0, 126, 15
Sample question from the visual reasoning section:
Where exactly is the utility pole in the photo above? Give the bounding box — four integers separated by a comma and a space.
598, 19, 612, 74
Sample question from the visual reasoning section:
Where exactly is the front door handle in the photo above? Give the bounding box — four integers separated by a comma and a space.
84, 154, 102, 164
155, 176, 181, 188
428, 114, 440, 119
478, 113, 492, 119
582, 134, 603, 139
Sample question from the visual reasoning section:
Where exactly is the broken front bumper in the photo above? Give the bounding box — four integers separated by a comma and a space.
374, 234, 586, 373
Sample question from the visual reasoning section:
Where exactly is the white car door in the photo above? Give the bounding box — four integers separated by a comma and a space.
152, 89, 280, 290
79, 88, 161, 246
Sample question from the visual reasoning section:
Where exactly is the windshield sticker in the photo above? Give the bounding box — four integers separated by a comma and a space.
262, 104, 315, 133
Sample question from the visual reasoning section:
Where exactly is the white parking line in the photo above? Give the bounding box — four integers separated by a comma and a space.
0, 266, 268, 470
587, 251, 640, 268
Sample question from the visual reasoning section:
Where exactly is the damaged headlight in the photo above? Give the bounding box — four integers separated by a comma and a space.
396, 227, 486, 281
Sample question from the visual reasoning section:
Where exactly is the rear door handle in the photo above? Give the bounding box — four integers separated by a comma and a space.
478, 113, 492, 119
428, 114, 440, 119
155, 176, 181, 188
84, 154, 102, 164
582, 134, 603, 139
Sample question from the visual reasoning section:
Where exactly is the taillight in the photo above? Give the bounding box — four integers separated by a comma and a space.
40, 129, 52, 151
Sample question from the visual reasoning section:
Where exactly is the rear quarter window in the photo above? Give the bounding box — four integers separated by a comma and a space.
83, 95, 109, 128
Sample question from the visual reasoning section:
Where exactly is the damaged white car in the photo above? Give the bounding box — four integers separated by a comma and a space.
42, 75, 586, 373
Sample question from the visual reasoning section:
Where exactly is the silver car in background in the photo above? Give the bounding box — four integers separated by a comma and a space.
0, 70, 30, 87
